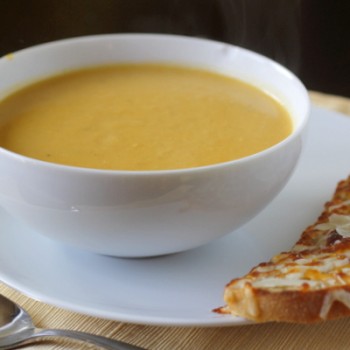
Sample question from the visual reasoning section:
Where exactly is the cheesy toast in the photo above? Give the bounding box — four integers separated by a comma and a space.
221, 175, 350, 323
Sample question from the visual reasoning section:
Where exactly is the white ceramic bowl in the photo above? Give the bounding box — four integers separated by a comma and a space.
0, 34, 309, 257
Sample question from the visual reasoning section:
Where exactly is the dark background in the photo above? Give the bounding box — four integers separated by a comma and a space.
0, 0, 349, 97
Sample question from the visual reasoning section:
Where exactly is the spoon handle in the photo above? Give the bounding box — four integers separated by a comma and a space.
10, 328, 144, 350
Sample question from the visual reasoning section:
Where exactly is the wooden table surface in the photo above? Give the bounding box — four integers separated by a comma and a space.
1, 91, 350, 350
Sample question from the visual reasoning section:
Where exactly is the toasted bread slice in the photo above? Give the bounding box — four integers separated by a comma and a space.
221, 175, 350, 323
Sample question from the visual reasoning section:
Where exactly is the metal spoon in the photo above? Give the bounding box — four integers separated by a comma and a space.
0, 294, 143, 349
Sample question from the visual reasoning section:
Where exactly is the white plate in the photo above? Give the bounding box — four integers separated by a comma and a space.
0, 106, 350, 327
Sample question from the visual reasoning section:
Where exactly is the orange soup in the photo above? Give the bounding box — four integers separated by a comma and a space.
0, 64, 292, 170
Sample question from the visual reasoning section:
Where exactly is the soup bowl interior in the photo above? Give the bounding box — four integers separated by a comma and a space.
0, 34, 309, 257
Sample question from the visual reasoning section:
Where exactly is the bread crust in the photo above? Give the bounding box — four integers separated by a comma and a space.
225, 286, 350, 323
221, 175, 350, 323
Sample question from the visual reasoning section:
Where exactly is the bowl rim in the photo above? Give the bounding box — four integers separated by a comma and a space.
0, 33, 310, 176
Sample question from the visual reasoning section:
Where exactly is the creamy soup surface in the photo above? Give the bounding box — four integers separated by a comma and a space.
0, 64, 292, 171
